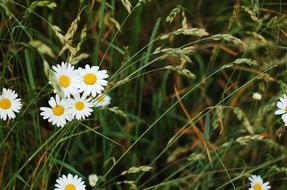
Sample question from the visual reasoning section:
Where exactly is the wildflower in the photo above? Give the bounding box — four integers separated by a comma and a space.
0, 88, 22, 121
52, 62, 80, 97
93, 94, 111, 107
55, 173, 86, 190
275, 95, 287, 125
88, 174, 99, 187
249, 175, 270, 190
77, 64, 108, 97
70, 94, 94, 120
252, 92, 262, 101
40, 95, 73, 127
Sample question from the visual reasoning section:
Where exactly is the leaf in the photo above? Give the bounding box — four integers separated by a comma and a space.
121, 166, 153, 175
247, 32, 267, 45
43, 59, 52, 80
29, 40, 55, 58
204, 113, 210, 140
167, 147, 187, 162
233, 108, 254, 135
233, 58, 257, 66
107, 107, 127, 118
165, 66, 195, 79
166, 6, 181, 23
51, 25, 65, 44
43, 60, 63, 97
108, 17, 122, 32
212, 34, 245, 47
228, 4, 240, 30
80, 25, 87, 40
68, 53, 89, 65
236, 135, 263, 145
65, 16, 80, 42
27, 0, 57, 14
154, 47, 193, 64
160, 28, 209, 39
187, 153, 205, 162
181, 10, 188, 29
242, 6, 260, 23
136, 0, 151, 7
121, 0, 132, 14
116, 181, 137, 190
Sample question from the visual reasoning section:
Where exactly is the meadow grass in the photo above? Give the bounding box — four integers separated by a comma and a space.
0, 0, 287, 189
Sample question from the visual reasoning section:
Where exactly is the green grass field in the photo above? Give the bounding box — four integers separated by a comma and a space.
0, 0, 287, 189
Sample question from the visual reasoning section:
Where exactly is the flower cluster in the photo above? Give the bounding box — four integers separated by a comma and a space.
0, 88, 22, 121
54, 173, 101, 190
275, 95, 287, 125
40, 62, 111, 127
54, 173, 270, 190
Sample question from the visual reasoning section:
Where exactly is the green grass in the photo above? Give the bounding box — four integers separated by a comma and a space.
0, 0, 287, 189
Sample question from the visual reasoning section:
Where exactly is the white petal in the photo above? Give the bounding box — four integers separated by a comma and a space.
275, 110, 285, 115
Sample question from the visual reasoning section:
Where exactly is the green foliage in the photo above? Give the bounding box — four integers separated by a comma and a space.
0, 0, 287, 189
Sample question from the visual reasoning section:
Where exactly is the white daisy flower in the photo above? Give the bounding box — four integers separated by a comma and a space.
55, 173, 86, 190
252, 92, 262, 101
249, 175, 271, 190
275, 95, 287, 125
93, 94, 111, 107
0, 88, 22, 121
88, 174, 99, 187
52, 62, 80, 97
70, 94, 94, 120
77, 64, 108, 97
40, 95, 73, 127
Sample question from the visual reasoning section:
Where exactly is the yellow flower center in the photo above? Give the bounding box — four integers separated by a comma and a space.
75, 101, 85, 111
52, 105, 64, 116
0, 98, 12, 110
65, 184, 76, 190
59, 75, 70, 88
96, 96, 105, 103
84, 73, 97, 85
254, 183, 262, 190
285, 106, 287, 112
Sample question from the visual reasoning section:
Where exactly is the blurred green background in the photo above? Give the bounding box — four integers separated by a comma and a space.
0, 0, 287, 189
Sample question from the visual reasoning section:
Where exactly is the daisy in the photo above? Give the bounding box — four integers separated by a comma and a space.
77, 64, 108, 97
40, 95, 73, 127
55, 173, 86, 190
249, 175, 271, 190
52, 62, 80, 97
93, 94, 111, 107
275, 95, 287, 125
0, 88, 22, 121
88, 174, 99, 187
70, 94, 94, 120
